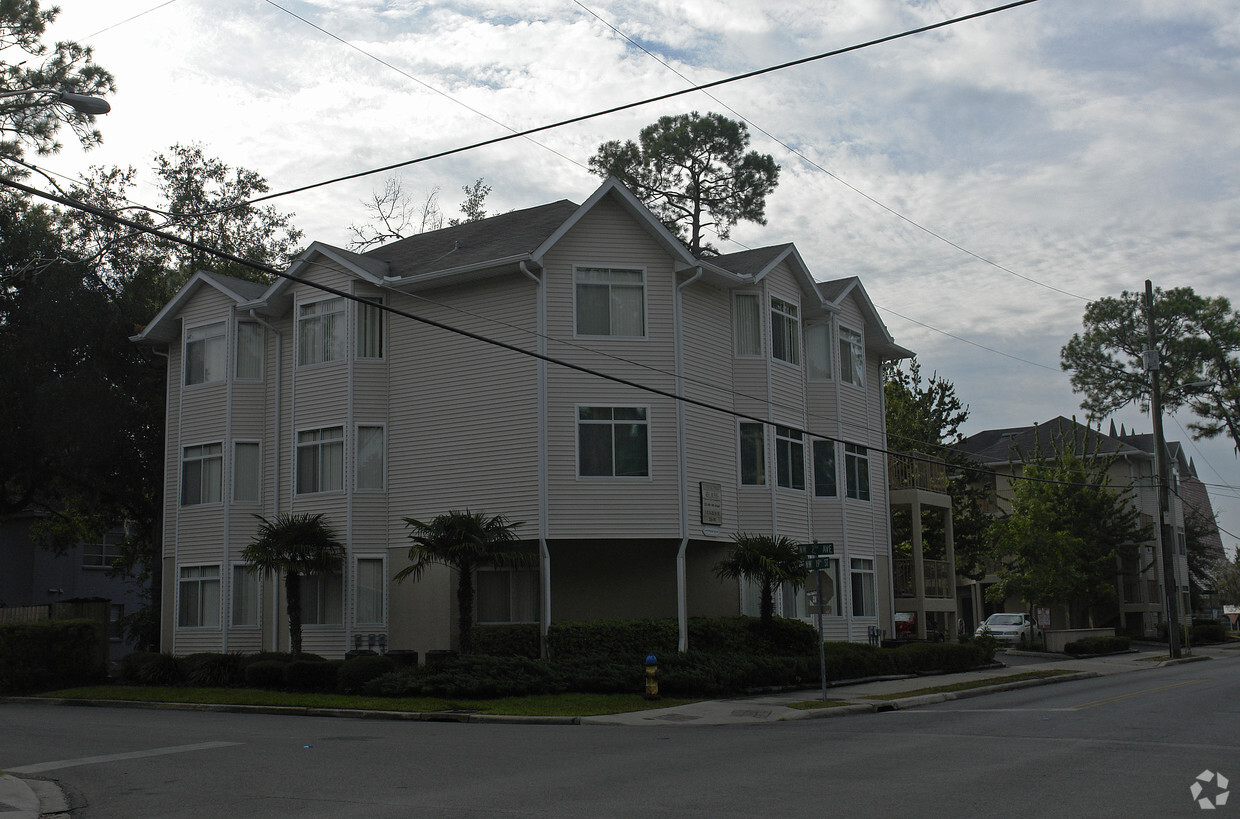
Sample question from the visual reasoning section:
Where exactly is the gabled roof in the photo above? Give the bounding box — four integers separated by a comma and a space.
958, 416, 1148, 465
132, 270, 272, 344
709, 243, 828, 308
818, 276, 913, 362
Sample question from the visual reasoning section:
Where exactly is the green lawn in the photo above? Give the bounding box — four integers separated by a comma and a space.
37, 686, 699, 717
860, 669, 1076, 701
785, 699, 852, 710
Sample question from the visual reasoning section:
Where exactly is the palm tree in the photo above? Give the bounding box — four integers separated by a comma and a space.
395, 510, 530, 654
243, 513, 343, 657
714, 533, 809, 630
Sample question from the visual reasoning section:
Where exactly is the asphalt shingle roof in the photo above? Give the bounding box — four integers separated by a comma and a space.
708, 244, 793, 278
957, 416, 1146, 464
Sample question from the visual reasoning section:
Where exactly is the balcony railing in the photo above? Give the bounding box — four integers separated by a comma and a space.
893, 558, 954, 599
889, 453, 949, 492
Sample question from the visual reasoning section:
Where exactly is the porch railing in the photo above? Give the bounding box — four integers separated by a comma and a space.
888, 453, 949, 492
893, 558, 954, 599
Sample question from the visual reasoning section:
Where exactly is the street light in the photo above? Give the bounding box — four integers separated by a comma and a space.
0, 88, 110, 115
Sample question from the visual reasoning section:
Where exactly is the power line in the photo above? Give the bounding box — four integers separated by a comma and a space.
876, 304, 1061, 372
572, 0, 1088, 303
197, 0, 1041, 215
79, 0, 183, 41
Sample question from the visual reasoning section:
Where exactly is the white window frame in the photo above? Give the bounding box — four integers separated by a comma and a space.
230, 563, 261, 628
476, 567, 539, 624
296, 426, 344, 495
354, 556, 387, 627
184, 321, 226, 386
232, 440, 261, 503
181, 442, 223, 506
775, 425, 805, 491
770, 296, 800, 366
850, 558, 877, 618
806, 321, 833, 381
844, 442, 871, 501
82, 532, 125, 569
813, 439, 837, 498
177, 564, 221, 629
356, 296, 385, 360
355, 424, 386, 491
733, 292, 763, 357
297, 296, 346, 367
235, 320, 263, 381
576, 405, 651, 479
300, 571, 343, 626
839, 325, 865, 387
738, 422, 766, 487
573, 266, 647, 339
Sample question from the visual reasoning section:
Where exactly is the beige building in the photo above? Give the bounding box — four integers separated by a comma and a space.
134, 178, 912, 659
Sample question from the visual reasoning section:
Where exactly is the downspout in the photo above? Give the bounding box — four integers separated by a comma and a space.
674, 267, 701, 653
879, 368, 897, 643
151, 345, 170, 654
223, 310, 235, 654
520, 261, 552, 656
250, 309, 282, 651
834, 314, 852, 640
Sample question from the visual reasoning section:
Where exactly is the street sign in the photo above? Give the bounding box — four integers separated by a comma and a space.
805, 557, 833, 571
801, 542, 834, 556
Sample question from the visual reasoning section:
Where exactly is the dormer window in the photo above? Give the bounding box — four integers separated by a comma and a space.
770, 297, 800, 366
839, 326, 865, 386
575, 267, 645, 337
298, 297, 345, 366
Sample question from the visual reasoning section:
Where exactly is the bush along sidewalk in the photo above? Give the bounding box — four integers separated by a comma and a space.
90, 617, 998, 701
1063, 635, 1131, 656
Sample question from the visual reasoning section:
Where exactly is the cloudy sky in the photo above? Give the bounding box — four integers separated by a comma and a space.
37, 0, 1240, 557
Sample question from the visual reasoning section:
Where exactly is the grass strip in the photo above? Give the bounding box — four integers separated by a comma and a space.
785, 699, 851, 711
36, 686, 698, 718
861, 669, 1075, 701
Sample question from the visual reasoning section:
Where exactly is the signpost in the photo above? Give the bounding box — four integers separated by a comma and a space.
802, 543, 835, 701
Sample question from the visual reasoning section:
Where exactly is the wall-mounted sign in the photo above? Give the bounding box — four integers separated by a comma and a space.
700, 482, 723, 526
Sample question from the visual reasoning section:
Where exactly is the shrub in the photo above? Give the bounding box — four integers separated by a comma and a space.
244, 659, 287, 689
1190, 622, 1230, 644
890, 642, 989, 673
117, 651, 185, 686
821, 642, 894, 681
1064, 635, 1131, 656
337, 655, 395, 693
472, 625, 541, 658
284, 659, 337, 691
0, 619, 105, 694
183, 653, 246, 687
365, 655, 565, 698
547, 620, 678, 663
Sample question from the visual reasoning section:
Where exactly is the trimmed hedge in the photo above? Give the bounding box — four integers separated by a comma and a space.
472, 625, 540, 658
337, 654, 395, 693
284, 659, 336, 691
183, 653, 246, 687
1064, 635, 1131, 656
1190, 622, 1230, 645
0, 619, 106, 694
243, 659, 287, 689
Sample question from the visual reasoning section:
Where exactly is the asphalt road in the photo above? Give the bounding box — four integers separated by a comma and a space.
1, 657, 1236, 818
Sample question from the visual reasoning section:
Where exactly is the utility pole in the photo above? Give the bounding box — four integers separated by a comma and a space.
1144, 280, 1182, 659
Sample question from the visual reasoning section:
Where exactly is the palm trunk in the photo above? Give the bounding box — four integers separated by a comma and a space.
285, 571, 303, 657
458, 565, 475, 655
760, 583, 775, 630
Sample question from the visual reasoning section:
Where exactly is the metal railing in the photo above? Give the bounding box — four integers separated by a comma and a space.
893, 558, 954, 599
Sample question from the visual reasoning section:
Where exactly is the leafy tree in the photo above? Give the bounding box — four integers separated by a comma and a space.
589, 111, 779, 255
714, 533, 808, 630
448, 178, 491, 226
883, 358, 993, 580
243, 513, 344, 657
986, 441, 1148, 628
0, 0, 115, 167
1214, 551, 1240, 607
1184, 504, 1226, 612
1061, 286, 1240, 453
394, 510, 531, 654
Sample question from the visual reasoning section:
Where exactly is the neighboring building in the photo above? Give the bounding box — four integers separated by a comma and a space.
0, 513, 145, 661
133, 177, 912, 659
957, 416, 1200, 637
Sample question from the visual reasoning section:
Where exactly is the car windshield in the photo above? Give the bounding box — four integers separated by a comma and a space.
987, 615, 1023, 626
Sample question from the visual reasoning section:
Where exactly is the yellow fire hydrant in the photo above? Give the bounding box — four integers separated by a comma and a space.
644, 653, 659, 700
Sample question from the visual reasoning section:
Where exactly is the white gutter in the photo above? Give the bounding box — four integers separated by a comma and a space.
249, 309, 282, 651
383, 254, 533, 288
673, 267, 702, 652
520, 261, 552, 655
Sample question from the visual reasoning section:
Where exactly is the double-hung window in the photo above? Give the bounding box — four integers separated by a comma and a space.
739, 422, 766, 486
355, 557, 386, 626
233, 441, 260, 502
357, 298, 384, 359
298, 297, 345, 365
231, 565, 259, 627
178, 565, 220, 628
845, 443, 870, 501
839, 326, 865, 386
770, 297, 800, 366
578, 407, 649, 477
850, 558, 876, 617
734, 293, 762, 356
806, 323, 832, 381
296, 427, 344, 494
300, 572, 343, 625
356, 426, 385, 490
775, 425, 805, 490
813, 440, 837, 497
82, 533, 124, 569
185, 322, 225, 385
477, 568, 538, 624
235, 321, 263, 380
575, 267, 645, 337
181, 443, 223, 506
